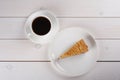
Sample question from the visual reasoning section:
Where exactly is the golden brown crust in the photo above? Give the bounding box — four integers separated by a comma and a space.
59, 39, 88, 59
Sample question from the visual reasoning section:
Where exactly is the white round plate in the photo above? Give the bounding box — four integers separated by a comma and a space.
48, 27, 99, 77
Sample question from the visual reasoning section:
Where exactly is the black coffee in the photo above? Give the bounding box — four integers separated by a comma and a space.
32, 17, 51, 35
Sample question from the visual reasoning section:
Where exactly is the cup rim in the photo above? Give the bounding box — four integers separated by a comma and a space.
30, 16, 52, 36
29, 15, 53, 37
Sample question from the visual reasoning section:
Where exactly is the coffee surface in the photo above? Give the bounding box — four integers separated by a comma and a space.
32, 17, 51, 35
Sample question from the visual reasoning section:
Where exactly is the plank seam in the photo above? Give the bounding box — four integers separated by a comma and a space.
0, 60, 119, 62
0, 38, 120, 40
1, 16, 120, 18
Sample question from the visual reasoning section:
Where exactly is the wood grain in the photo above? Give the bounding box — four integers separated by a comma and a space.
0, 18, 120, 39
0, 40, 118, 61
0, 0, 120, 79
0, 0, 120, 17
0, 62, 119, 80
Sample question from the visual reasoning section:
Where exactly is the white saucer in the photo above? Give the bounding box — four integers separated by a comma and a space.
48, 27, 99, 77
24, 10, 59, 44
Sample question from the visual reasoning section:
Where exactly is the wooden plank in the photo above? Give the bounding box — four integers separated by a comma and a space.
0, 62, 119, 80
98, 40, 120, 61
0, 40, 119, 61
0, 18, 120, 39
59, 18, 120, 39
0, 18, 25, 39
0, 0, 120, 17
0, 40, 48, 60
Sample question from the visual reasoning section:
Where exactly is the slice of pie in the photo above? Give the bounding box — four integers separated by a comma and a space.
59, 39, 88, 59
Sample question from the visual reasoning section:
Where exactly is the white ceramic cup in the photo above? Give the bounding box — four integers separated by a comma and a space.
25, 10, 59, 45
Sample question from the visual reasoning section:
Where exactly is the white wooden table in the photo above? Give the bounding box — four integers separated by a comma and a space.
0, 0, 120, 80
